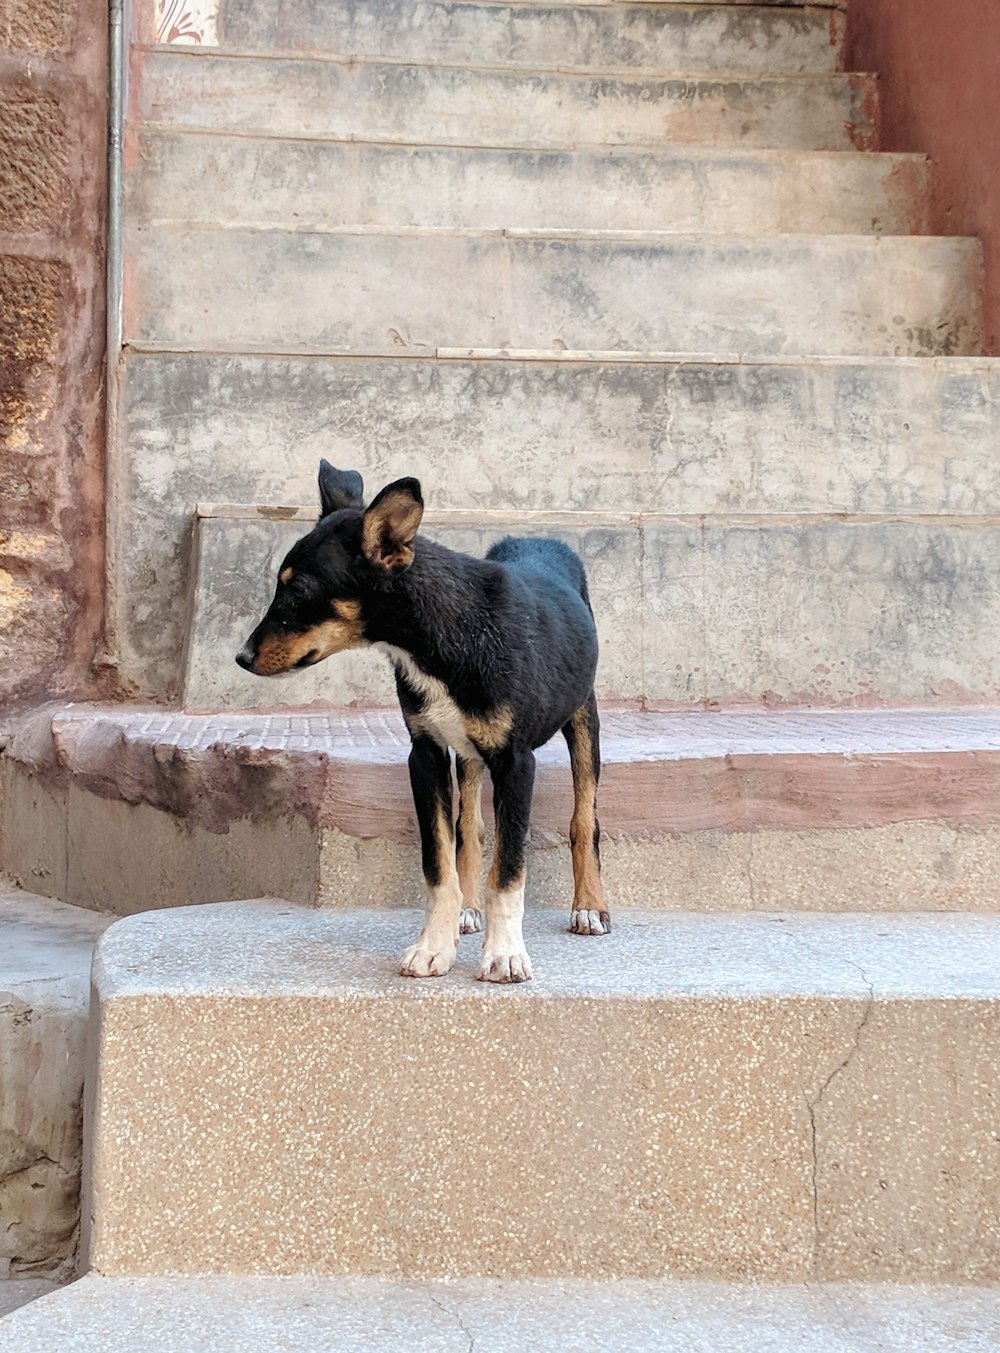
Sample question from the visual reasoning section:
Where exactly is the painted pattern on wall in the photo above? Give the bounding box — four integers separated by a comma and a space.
155, 0, 218, 45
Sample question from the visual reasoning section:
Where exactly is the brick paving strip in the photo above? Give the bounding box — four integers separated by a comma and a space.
11, 704, 1000, 837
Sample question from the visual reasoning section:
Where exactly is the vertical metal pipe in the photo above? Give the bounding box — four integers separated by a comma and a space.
107, 0, 124, 360
102, 0, 126, 672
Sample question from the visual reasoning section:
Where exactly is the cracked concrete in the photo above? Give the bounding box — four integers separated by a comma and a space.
430, 1294, 476, 1353
804, 975, 875, 1273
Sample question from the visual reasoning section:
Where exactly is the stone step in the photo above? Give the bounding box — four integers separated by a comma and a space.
0, 1280, 61, 1320
147, 0, 846, 75
227, 0, 844, 75
6, 705, 1000, 916
180, 504, 1000, 709
135, 49, 879, 152
80, 902, 1000, 1281
113, 350, 1000, 704
132, 130, 930, 236
124, 226, 982, 357
3, 1274, 997, 1351
0, 888, 113, 1281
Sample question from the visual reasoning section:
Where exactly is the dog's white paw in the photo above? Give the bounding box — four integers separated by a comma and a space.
400, 941, 456, 978
459, 907, 483, 935
569, 908, 612, 936
478, 949, 533, 984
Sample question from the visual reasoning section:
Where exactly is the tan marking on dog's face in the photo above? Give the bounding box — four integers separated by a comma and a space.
252, 614, 366, 675
333, 598, 362, 622
279, 566, 294, 584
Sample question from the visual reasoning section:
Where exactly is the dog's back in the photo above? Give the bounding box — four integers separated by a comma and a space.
486, 535, 592, 610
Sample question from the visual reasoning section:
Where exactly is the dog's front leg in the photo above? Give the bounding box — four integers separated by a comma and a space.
479, 748, 535, 984
401, 734, 462, 978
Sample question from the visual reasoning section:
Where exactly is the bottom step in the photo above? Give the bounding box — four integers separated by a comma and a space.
3, 1275, 998, 1351
84, 903, 1000, 1283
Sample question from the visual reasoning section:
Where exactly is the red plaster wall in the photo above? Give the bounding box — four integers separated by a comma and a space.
846, 0, 1000, 355
0, 0, 108, 709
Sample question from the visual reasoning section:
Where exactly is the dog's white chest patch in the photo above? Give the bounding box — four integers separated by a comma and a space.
378, 645, 482, 761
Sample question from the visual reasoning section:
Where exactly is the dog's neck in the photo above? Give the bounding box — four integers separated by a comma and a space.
363, 539, 489, 685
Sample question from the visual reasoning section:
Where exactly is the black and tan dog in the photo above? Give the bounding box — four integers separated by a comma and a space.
236, 462, 609, 982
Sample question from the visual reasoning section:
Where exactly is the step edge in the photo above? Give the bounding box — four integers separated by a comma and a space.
129, 220, 963, 246
132, 119, 897, 157
195, 504, 1000, 528
136, 40, 874, 85
133, 122, 930, 164
121, 342, 1000, 369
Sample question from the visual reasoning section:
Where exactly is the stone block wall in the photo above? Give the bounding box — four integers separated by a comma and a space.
0, 0, 107, 708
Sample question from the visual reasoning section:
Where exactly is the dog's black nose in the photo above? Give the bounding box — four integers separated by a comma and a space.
235, 643, 255, 671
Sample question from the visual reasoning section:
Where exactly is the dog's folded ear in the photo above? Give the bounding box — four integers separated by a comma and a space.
318, 460, 365, 518
361, 478, 424, 573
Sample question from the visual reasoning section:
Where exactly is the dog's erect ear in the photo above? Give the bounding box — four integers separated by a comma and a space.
361, 478, 424, 573
318, 460, 365, 518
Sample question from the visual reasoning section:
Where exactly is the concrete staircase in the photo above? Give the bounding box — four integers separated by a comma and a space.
5, 0, 1000, 1342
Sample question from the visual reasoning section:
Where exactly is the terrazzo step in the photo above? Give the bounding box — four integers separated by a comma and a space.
180, 504, 1000, 710
125, 226, 982, 357
7, 705, 1000, 916
136, 49, 879, 152
114, 350, 1000, 704
4, 1275, 998, 1351
133, 131, 930, 236
81, 902, 1000, 1281
145, 0, 846, 74
0, 889, 113, 1281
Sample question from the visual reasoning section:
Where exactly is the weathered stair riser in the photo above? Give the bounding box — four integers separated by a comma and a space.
132, 132, 932, 236
113, 352, 1000, 705
138, 0, 847, 74
127, 226, 982, 357
181, 506, 1000, 709
137, 52, 878, 152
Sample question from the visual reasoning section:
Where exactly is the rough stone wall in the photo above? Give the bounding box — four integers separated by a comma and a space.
846, 0, 1000, 356
0, 0, 107, 708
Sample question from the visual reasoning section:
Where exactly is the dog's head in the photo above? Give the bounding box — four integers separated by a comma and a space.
235, 461, 423, 676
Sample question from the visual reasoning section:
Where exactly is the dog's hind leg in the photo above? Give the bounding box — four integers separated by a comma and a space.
401, 734, 463, 977
563, 691, 610, 936
456, 755, 485, 934
479, 748, 535, 983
